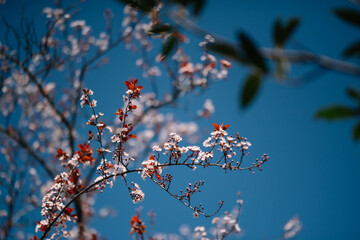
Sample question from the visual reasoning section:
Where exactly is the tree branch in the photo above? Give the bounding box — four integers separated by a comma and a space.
169, 12, 360, 77
0, 125, 55, 178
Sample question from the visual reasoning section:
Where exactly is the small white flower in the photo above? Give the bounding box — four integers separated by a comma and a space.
205, 35, 215, 42
90, 99, 97, 107
212, 217, 219, 224
70, 20, 86, 28
152, 145, 162, 151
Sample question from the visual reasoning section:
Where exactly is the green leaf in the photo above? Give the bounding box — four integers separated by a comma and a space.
333, 8, 360, 27
170, 0, 189, 6
193, 0, 206, 16
316, 105, 357, 120
238, 32, 268, 73
353, 122, 360, 140
148, 24, 173, 34
273, 18, 299, 47
273, 18, 283, 47
282, 18, 299, 44
207, 42, 244, 62
343, 40, 360, 58
347, 87, 360, 102
161, 35, 179, 58
241, 72, 262, 107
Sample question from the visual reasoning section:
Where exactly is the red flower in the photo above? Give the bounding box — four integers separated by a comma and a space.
69, 169, 80, 184
114, 108, 124, 121
129, 213, 146, 235
78, 142, 91, 152
125, 79, 144, 98
36, 221, 47, 232
212, 123, 230, 131
76, 142, 95, 164
65, 207, 74, 215
179, 62, 195, 75
143, 155, 162, 181
56, 148, 69, 161
122, 123, 136, 142
97, 120, 106, 130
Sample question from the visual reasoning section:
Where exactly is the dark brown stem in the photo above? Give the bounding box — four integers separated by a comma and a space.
0, 125, 55, 178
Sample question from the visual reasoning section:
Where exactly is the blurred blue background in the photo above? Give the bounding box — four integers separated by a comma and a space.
1, 0, 360, 239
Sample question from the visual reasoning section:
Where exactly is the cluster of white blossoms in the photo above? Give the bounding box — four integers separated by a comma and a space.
137, 125, 268, 217
36, 172, 76, 237
141, 155, 162, 181
0, 1, 280, 239
130, 182, 145, 204
149, 197, 243, 240
173, 46, 232, 91
139, 122, 266, 173
283, 216, 302, 239
197, 99, 215, 118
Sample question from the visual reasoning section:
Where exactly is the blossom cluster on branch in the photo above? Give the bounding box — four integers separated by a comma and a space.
33, 78, 269, 239
0, 1, 305, 240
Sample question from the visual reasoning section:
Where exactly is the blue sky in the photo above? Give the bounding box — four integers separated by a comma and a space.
1, 0, 360, 239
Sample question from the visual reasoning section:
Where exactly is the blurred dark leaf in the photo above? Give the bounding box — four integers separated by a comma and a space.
117, 0, 157, 12
333, 8, 360, 27
343, 40, 360, 58
171, 0, 189, 6
283, 18, 299, 44
241, 72, 262, 107
316, 105, 357, 120
238, 32, 268, 73
162, 34, 179, 58
347, 87, 360, 102
353, 122, 360, 140
193, 0, 206, 16
148, 24, 173, 34
274, 19, 283, 47
273, 18, 299, 47
208, 42, 244, 61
